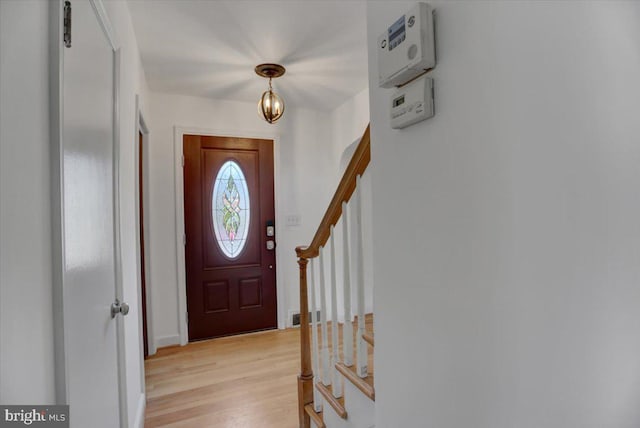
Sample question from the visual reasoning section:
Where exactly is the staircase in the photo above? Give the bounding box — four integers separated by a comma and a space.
295, 126, 374, 428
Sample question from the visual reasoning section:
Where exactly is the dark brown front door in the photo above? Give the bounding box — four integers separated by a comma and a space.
183, 135, 277, 341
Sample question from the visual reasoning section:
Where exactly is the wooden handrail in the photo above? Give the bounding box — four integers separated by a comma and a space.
295, 124, 371, 428
295, 124, 370, 260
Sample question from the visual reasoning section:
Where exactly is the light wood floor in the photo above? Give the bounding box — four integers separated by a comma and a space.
144, 328, 300, 427
144, 316, 374, 427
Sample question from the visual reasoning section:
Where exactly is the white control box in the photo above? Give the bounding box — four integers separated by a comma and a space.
377, 2, 435, 88
390, 75, 434, 129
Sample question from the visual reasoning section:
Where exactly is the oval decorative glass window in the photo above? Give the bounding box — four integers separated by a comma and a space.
212, 160, 250, 258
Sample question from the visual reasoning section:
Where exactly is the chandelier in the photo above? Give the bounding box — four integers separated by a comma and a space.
255, 63, 286, 124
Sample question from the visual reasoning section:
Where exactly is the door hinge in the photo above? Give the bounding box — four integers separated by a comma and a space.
181, 155, 185, 167
183, 233, 186, 246
63, 1, 72, 48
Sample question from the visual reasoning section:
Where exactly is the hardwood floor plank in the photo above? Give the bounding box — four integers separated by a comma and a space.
145, 328, 299, 427
144, 314, 374, 427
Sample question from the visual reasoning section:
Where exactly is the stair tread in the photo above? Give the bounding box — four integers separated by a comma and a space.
315, 382, 348, 419
304, 404, 326, 428
362, 332, 374, 347
335, 362, 375, 401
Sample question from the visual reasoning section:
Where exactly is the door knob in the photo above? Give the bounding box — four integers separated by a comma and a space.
111, 299, 130, 318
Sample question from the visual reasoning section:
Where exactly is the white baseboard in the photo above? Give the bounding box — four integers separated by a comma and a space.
155, 334, 181, 349
133, 393, 146, 428
149, 340, 157, 356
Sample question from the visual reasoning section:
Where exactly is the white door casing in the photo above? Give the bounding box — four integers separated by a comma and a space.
50, 1, 127, 426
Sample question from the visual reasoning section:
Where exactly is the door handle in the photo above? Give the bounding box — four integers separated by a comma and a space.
111, 299, 130, 318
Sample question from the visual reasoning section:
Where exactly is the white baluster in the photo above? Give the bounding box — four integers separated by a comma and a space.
308, 259, 323, 412
354, 174, 368, 378
318, 246, 331, 386
329, 227, 343, 398
341, 202, 353, 367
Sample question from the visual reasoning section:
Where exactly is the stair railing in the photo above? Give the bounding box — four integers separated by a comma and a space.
296, 125, 370, 428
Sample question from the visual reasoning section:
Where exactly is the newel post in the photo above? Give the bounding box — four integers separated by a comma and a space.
297, 252, 313, 428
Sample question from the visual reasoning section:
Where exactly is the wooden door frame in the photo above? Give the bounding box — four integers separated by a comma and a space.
135, 95, 153, 360
173, 126, 285, 346
49, 0, 128, 425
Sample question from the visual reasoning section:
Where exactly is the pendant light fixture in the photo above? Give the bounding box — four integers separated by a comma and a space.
255, 63, 286, 124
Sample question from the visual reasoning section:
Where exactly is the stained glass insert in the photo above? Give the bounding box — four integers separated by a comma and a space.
212, 160, 250, 258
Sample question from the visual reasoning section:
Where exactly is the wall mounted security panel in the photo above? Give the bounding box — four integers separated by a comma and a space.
378, 2, 436, 88
390, 75, 434, 129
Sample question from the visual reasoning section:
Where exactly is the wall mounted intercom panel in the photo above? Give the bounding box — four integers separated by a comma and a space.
377, 2, 435, 89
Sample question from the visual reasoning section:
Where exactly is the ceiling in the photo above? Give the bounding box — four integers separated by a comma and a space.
127, 0, 369, 111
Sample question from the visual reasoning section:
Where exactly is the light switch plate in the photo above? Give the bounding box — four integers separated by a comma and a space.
285, 214, 301, 227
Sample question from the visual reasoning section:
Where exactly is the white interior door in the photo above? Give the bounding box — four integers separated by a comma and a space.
56, 1, 125, 426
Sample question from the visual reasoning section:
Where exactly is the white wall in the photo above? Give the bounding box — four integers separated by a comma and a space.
103, 1, 151, 426
332, 88, 370, 165
367, 2, 640, 428
0, 0, 55, 404
146, 92, 342, 344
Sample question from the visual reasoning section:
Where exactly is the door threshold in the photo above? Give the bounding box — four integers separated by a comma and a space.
188, 326, 279, 343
